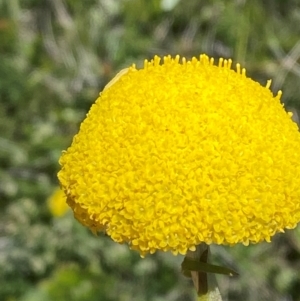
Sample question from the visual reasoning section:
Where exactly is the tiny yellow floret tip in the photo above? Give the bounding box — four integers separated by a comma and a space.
58, 54, 300, 256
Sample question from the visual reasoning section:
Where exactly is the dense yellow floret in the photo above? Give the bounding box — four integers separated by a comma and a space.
58, 54, 300, 256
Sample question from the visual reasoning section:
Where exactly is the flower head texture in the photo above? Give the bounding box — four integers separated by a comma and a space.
58, 55, 300, 256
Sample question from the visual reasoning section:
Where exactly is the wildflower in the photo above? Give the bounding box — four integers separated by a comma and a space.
58, 54, 300, 257
47, 187, 69, 217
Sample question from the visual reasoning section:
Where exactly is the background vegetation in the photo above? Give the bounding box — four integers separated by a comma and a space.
1, 0, 300, 300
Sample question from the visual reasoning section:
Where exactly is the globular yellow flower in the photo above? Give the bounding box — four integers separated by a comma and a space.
58, 54, 300, 257
47, 187, 69, 217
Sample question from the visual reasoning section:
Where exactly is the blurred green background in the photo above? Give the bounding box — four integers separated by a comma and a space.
1, 0, 300, 300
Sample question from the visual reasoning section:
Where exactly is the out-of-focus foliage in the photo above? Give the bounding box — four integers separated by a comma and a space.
1, 0, 300, 300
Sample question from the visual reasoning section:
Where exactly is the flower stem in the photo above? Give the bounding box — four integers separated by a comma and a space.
186, 244, 223, 301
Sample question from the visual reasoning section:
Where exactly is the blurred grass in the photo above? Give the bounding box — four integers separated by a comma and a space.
1, 0, 300, 300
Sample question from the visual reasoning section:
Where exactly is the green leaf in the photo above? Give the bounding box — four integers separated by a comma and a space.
181, 257, 239, 277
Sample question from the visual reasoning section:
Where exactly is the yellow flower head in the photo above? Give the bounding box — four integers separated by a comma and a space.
47, 187, 69, 217
58, 55, 300, 256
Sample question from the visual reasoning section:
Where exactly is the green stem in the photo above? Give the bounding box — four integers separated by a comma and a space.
185, 244, 223, 301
